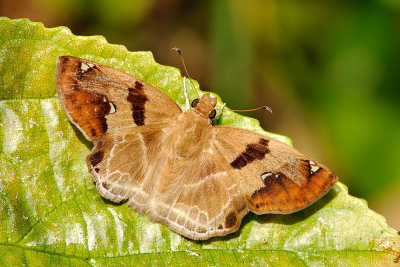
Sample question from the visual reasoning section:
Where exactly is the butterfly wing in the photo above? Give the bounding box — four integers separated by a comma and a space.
148, 123, 337, 240
56, 56, 182, 209
212, 125, 338, 215
56, 56, 182, 141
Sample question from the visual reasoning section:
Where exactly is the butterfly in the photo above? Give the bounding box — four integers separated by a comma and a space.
56, 56, 338, 240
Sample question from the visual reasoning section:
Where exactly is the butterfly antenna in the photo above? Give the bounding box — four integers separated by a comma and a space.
172, 47, 200, 99
215, 105, 273, 114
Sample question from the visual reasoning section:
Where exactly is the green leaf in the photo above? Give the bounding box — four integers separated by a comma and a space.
0, 17, 399, 266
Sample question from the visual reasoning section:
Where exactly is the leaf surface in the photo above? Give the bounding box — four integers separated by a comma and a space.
0, 17, 399, 266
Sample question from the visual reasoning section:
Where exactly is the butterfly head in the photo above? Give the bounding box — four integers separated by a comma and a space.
191, 93, 217, 119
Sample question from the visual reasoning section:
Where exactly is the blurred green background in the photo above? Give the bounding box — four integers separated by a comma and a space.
1, 0, 399, 228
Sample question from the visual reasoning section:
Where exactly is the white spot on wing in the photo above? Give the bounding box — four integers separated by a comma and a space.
261, 172, 273, 182
109, 102, 116, 114
311, 164, 320, 174
80, 62, 90, 72
309, 160, 320, 174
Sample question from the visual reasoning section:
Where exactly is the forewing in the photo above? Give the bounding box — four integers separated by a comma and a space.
212, 125, 338, 215
56, 56, 182, 141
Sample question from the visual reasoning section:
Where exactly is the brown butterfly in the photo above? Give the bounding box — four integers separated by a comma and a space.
56, 56, 338, 240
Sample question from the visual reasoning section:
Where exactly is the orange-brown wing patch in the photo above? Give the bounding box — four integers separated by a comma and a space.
56, 56, 182, 141
247, 166, 337, 214
57, 57, 113, 140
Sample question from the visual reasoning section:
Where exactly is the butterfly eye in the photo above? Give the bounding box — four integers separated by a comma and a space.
208, 109, 216, 119
191, 99, 199, 108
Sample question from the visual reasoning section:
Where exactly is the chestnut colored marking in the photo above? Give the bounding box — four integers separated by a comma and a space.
94, 168, 100, 173
259, 138, 269, 146
127, 87, 148, 126
80, 117, 108, 138
102, 182, 109, 190
64, 92, 104, 107
304, 160, 312, 179
300, 159, 321, 180
312, 168, 323, 177
64, 92, 112, 138
61, 56, 69, 64
230, 138, 270, 169
255, 172, 285, 196
73, 80, 79, 91
88, 150, 104, 167
225, 212, 237, 228
218, 224, 223, 230
271, 172, 290, 195
59, 57, 69, 73
135, 81, 143, 90
77, 62, 84, 80
99, 118, 108, 133
75, 103, 111, 122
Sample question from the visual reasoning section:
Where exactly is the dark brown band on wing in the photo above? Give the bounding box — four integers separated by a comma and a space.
127, 82, 148, 126
88, 150, 104, 167
230, 138, 270, 169
225, 211, 238, 228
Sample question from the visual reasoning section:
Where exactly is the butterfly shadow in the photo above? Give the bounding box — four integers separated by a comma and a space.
198, 188, 339, 245
72, 124, 94, 150
252, 188, 339, 226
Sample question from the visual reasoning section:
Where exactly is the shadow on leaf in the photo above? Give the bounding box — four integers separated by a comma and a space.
199, 187, 339, 244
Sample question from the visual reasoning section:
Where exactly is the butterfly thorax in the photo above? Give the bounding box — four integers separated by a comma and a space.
171, 109, 213, 159
155, 108, 214, 193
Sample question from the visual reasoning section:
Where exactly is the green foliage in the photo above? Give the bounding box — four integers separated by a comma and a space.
0, 17, 399, 266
